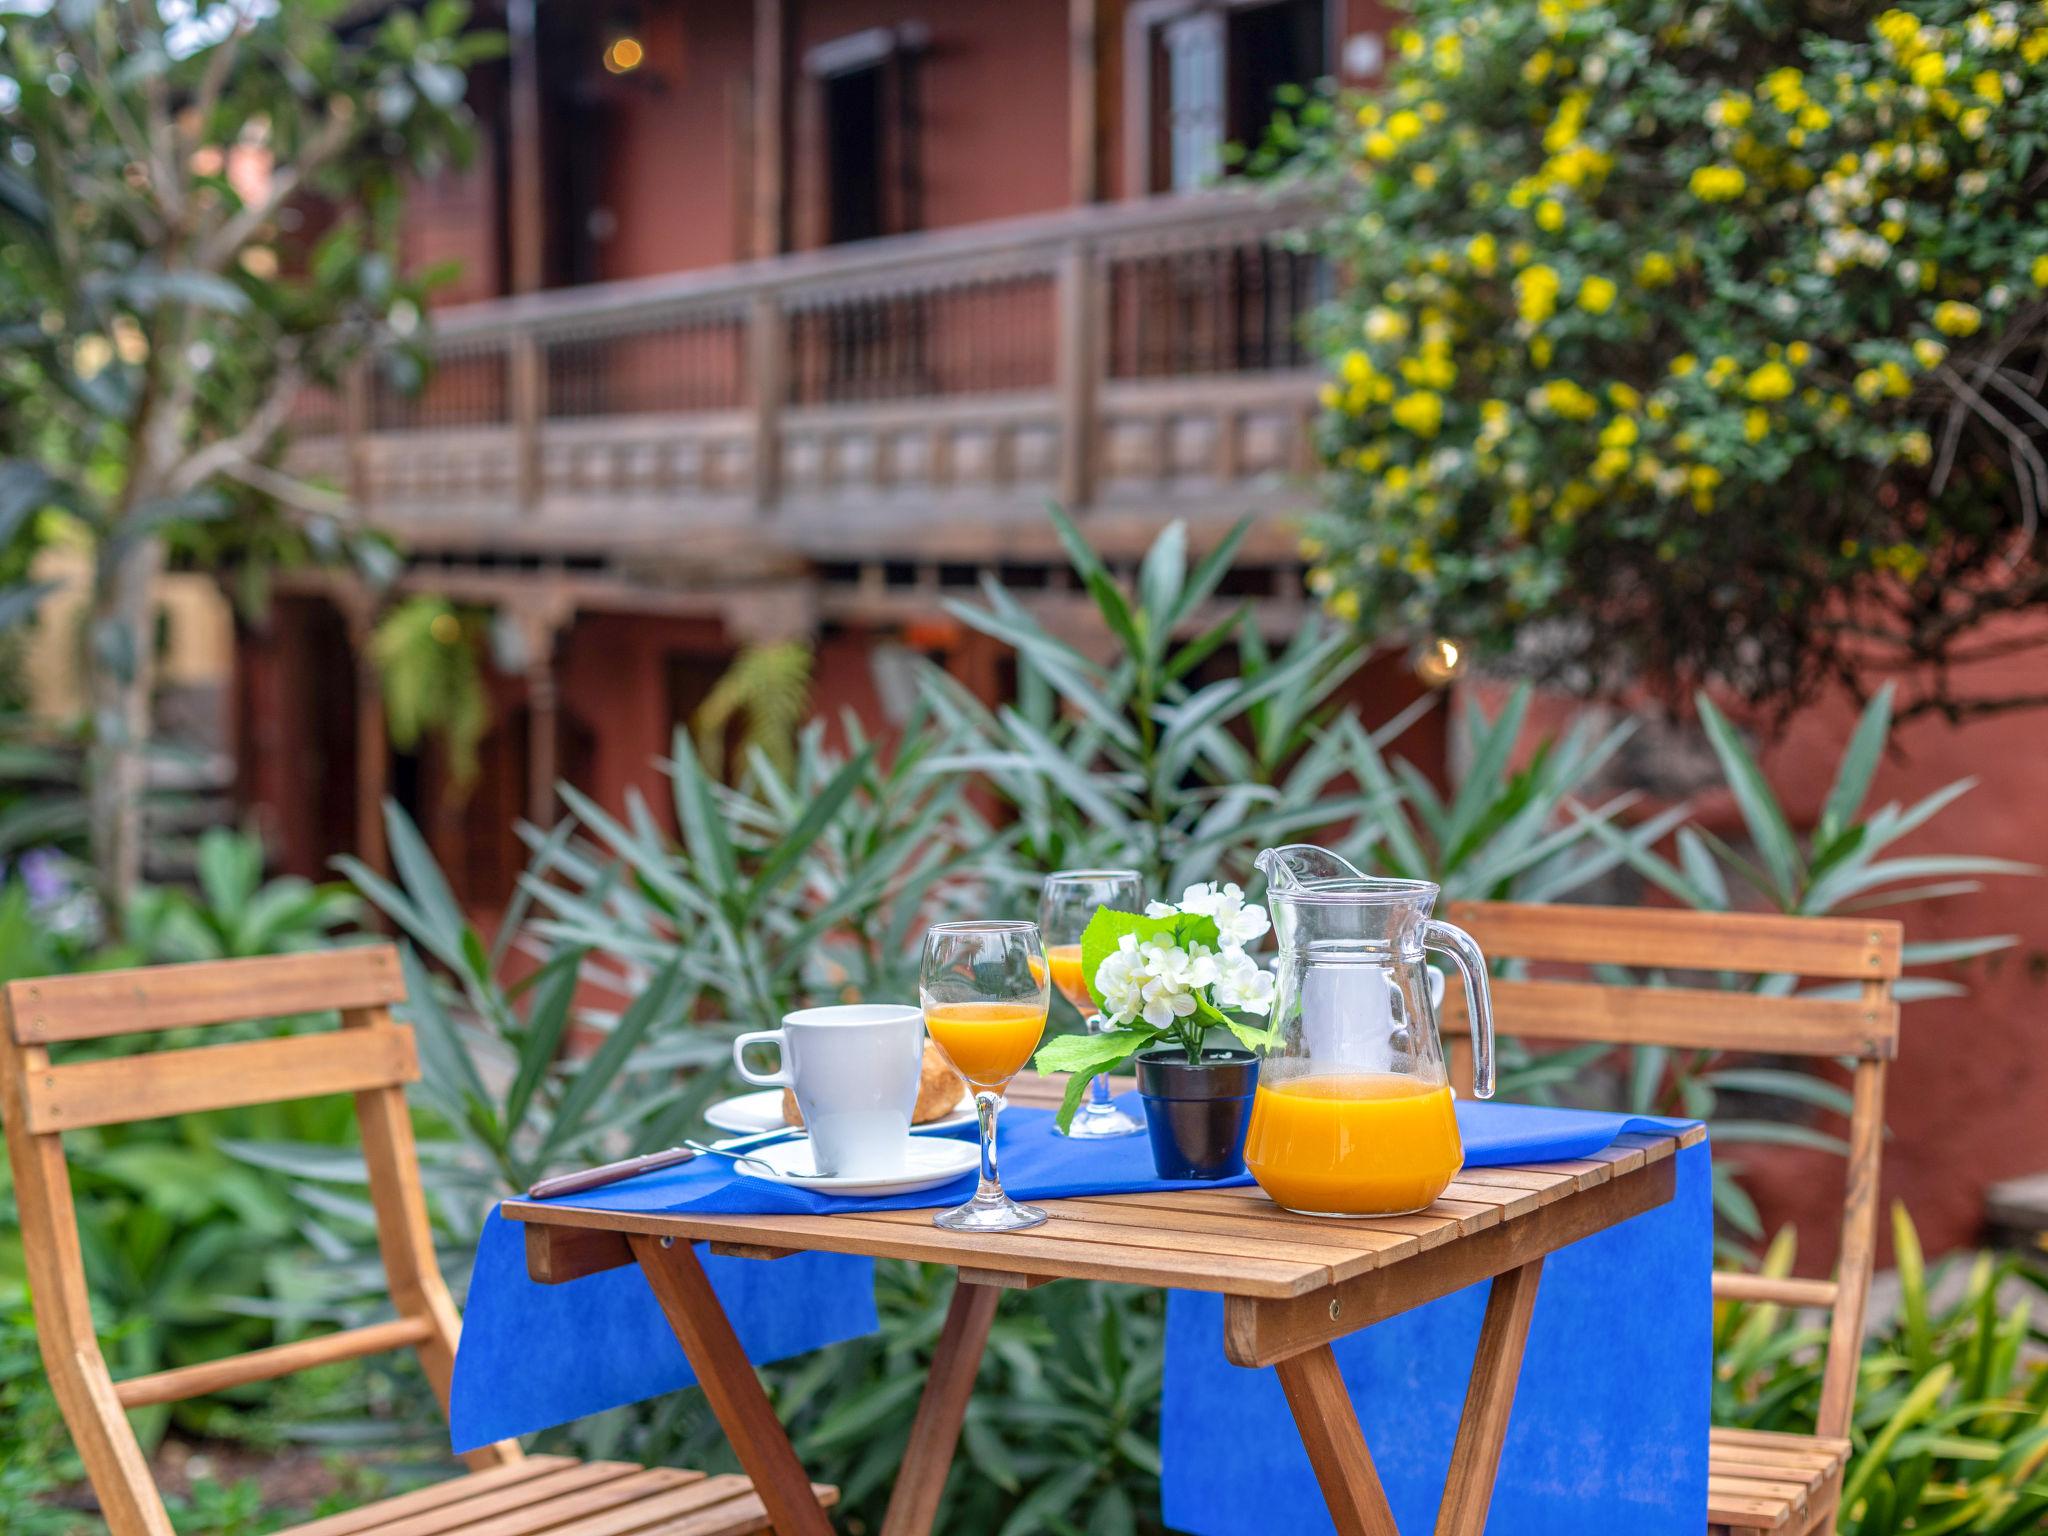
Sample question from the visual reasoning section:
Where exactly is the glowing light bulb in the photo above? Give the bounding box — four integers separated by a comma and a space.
1413, 636, 1466, 687
603, 36, 645, 74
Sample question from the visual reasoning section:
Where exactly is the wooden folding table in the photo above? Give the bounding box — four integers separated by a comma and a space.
503, 1081, 1699, 1536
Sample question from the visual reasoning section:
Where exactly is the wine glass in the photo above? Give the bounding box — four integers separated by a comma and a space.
920, 920, 1051, 1232
1040, 869, 1145, 1138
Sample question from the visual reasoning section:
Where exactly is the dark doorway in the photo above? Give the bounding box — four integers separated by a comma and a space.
824, 63, 887, 245
1227, 0, 1326, 144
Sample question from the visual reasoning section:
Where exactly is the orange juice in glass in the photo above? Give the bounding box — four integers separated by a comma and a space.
920, 920, 1051, 1232
922, 1000, 1046, 1089
1243, 1072, 1464, 1217
1043, 945, 1091, 1011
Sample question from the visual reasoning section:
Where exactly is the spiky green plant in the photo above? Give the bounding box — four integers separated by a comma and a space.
369, 597, 489, 788
693, 642, 813, 782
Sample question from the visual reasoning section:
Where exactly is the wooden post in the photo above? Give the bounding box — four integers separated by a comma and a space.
506, 0, 545, 295
1069, 0, 1099, 204
338, 585, 388, 879
1055, 242, 1100, 511
1435, 1259, 1544, 1536
750, 293, 786, 512
508, 332, 545, 516
510, 599, 569, 829
1275, 1345, 1402, 1536
753, 0, 789, 259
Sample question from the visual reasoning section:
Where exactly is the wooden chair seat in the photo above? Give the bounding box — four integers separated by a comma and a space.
1707, 1426, 1851, 1534
276, 1456, 836, 1536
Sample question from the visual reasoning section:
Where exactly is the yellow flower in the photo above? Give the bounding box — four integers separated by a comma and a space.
1536, 198, 1566, 232
1958, 108, 1990, 139
1909, 52, 1946, 86
1400, 350, 1457, 389
1466, 232, 1499, 275
1479, 399, 1511, 441
1599, 415, 1639, 449
1744, 408, 1769, 442
1522, 48, 1554, 85
1539, 379, 1600, 420
1972, 70, 2003, 102
1670, 353, 1699, 376
1364, 307, 1410, 344
1530, 336, 1554, 366
1365, 132, 1397, 160
1324, 588, 1362, 622
1340, 349, 1374, 385
1514, 264, 1562, 327
1577, 275, 1618, 314
1387, 109, 1425, 143
1298, 536, 1326, 561
1687, 464, 1722, 511
2034, 253, 2048, 287
1933, 301, 1982, 336
1592, 447, 1631, 481
1785, 340, 1813, 366
1608, 382, 1642, 411
2026, 29, 2048, 65
1392, 391, 1445, 438
1898, 430, 1933, 466
1912, 337, 1947, 368
1688, 165, 1747, 202
1318, 382, 1342, 410
1636, 251, 1676, 288
1745, 361, 1794, 401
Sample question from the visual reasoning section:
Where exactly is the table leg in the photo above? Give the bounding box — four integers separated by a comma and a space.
879, 1277, 1002, 1536
1276, 1344, 1402, 1536
629, 1235, 835, 1536
1434, 1257, 1545, 1536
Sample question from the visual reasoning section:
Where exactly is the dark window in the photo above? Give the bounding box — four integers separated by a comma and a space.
825, 63, 888, 245
1146, 0, 1327, 193
1227, 0, 1324, 145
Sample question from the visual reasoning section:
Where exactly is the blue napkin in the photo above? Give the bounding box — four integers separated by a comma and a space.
1160, 1121, 1711, 1536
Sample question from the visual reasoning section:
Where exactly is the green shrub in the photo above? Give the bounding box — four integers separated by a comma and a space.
1272, 0, 2048, 715
1718, 1207, 2048, 1533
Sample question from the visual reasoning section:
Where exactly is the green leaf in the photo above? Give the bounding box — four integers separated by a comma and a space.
1695, 694, 1802, 905
1820, 683, 1894, 836
1077, 907, 1174, 1018
539, 959, 696, 1165
504, 945, 585, 1134
1036, 1030, 1152, 1133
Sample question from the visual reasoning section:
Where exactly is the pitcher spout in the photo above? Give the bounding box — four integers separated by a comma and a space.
1253, 844, 1370, 893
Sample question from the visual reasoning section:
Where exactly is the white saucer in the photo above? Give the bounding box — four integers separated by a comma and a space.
704, 1087, 979, 1137
727, 1136, 979, 1196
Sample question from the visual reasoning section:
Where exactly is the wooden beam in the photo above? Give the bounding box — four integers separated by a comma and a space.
879, 1280, 999, 1536
1276, 1345, 1401, 1536
113, 1318, 433, 1409
1069, 0, 1100, 204
506, 0, 545, 294
753, 0, 789, 259
1434, 1260, 1544, 1536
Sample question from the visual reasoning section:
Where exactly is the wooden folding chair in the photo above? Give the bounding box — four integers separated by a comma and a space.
0, 944, 836, 1536
1442, 902, 1902, 1536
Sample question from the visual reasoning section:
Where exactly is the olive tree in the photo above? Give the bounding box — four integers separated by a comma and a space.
0, 0, 496, 903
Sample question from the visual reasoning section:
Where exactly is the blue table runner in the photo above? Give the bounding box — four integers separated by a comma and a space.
453, 1095, 1708, 1533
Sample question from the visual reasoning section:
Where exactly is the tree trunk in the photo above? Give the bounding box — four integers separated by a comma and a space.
84, 530, 165, 914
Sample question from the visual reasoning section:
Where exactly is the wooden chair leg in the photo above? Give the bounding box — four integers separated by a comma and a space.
1275, 1343, 1403, 1536
1435, 1257, 1544, 1536
879, 1277, 1002, 1536
629, 1235, 835, 1536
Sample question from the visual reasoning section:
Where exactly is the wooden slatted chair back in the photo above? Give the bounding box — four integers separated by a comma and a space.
0, 946, 517, 1536
1440, 901, 1903, 1442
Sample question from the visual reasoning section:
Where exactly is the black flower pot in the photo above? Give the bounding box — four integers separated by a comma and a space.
1135, 1047, 1259, 1181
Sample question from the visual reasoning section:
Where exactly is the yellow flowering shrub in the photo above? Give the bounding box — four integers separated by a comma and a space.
1266, 0, 2048, 709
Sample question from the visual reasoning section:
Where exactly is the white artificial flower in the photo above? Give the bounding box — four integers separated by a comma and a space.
1092, 934, 1149, 1024
1171, 882, 1225, 917
1208, 885, 1271, 948
1144, 899, 1178, 918
1213, 949, 1276, 1016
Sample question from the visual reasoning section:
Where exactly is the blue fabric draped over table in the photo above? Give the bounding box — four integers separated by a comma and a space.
453, 1098, 1708, 1532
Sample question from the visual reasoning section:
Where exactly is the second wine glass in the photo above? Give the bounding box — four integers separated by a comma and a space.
1040, 869, 1146, 1139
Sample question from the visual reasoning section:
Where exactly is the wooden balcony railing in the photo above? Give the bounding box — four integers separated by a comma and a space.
287, 191, 1326, 560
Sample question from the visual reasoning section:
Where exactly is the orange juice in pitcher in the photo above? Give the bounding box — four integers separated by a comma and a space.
1244, 1073, 1464, 1216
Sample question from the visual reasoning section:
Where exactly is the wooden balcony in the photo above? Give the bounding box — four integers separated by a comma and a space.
288, 192, 1325, 569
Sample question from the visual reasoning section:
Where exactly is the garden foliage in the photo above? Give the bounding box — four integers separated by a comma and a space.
1273, 0, 2048, 715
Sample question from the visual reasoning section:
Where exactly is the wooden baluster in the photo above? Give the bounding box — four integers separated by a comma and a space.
1056, 244, 1101, 510
509, 332, 544, 517
749, 293, 785, 512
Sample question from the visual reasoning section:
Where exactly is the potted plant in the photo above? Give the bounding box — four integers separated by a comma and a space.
1032, 883, 1278, 1179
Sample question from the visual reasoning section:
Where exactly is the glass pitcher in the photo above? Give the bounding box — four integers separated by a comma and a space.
1243, 844, 1496, 1217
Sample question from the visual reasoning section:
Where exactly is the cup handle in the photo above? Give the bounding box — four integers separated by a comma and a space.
733, 1029, 793, 1088
1424, 919, 1494, 1100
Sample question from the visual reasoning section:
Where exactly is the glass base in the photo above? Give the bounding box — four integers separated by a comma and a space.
1060, 1101, 1143, 1139
1270, 1201, 1433, 1219
933, 1191, 1048, 1232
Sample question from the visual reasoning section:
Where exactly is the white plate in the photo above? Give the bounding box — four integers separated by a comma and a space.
703, 1088, 979, 1137
726, 1136, 979, 1196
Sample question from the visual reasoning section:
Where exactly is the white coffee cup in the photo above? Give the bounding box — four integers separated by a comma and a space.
732, 1004, 925, 1177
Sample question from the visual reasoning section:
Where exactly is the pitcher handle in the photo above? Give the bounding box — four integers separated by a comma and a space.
1424, 919, 1494, 1100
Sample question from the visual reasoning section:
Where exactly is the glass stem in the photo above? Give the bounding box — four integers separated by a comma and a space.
1086, 1013, 1114, 1112
974, 1090, 1002, 1199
